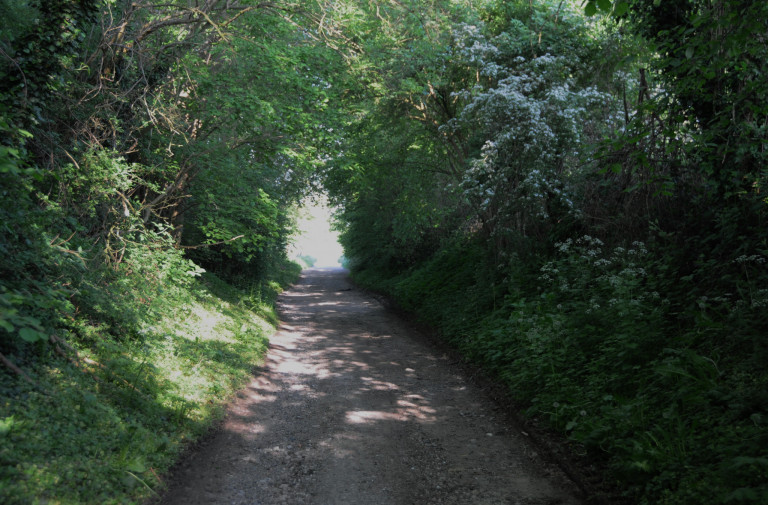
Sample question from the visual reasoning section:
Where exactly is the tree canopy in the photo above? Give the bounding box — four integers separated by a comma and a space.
1, 1, 767, 503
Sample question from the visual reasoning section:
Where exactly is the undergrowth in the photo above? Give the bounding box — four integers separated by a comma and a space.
0, 247, 299, 504
353, 235, 768, 505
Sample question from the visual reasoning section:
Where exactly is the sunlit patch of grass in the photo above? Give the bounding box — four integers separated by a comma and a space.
0, 270, 289, 505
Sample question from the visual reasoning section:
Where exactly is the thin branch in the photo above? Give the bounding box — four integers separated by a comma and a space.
180, 234, 245, 249
0, 352, 46, 393
0, 45, 29, 104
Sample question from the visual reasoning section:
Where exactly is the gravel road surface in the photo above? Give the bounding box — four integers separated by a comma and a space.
159, 267, 582, 505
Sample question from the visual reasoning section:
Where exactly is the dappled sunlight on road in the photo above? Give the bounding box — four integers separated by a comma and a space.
161, 267, 580, 505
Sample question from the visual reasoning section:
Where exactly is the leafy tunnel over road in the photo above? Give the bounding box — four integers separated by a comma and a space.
160, 268, 580, 505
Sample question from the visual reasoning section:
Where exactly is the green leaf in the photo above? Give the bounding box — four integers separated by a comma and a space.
685, 47, 694, 59
18, 327, 46, 342
584, 1, 598, 16
0, 416, 14, 437
597, 0, 612, 12
613, 1, 628, 16
732, 456, 768, 468
0, 318, 14, 332
726, 488, 759, 502
21, 316, 44, 330
125, 458, 146, 473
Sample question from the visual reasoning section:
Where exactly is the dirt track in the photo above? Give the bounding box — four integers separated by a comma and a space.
160, 267, 581, 505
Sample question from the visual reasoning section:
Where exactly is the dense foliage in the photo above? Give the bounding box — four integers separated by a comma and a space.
0, 0, 326, 353
0, 1, 311, 502
322, 1, 768, 504
2, 0, 767, 503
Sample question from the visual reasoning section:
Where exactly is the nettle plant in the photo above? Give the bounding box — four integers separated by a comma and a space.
493, 236, 669, 431
536, 236, 670, 389
729, 254, 768, 311
540, 235, 664, 318
691, 253, 768, 340
447, 22, 615, 238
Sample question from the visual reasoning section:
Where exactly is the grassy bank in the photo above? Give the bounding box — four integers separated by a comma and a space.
0, 263, 299, 504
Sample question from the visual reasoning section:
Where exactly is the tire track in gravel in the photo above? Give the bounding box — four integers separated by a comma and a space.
159, 267, 582, 505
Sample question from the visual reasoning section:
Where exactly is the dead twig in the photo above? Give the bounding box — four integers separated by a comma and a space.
0, 352, 48, 394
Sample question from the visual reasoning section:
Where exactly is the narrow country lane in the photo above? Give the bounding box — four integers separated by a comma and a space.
159, 268, 581, 505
